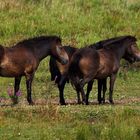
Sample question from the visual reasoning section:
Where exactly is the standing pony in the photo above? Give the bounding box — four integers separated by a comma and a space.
49, 41, 108, 105
49, 36, 126, 105
69, 36, 140, 104
0, 36, 69, 105
49, 46, 77, 105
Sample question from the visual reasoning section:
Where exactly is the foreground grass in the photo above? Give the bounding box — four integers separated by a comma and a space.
0, 0, 140, 139
0, 105, 140, 140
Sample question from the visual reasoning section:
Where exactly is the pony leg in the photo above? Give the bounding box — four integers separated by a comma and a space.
25, 73, 34, 105
75, 87, 81, 104
80, 87, 86, 104
58, 80, 66, 105
98, 79, 103, 104
86, 80, 94, 105
13, 77, 22, 104
102, 78, 107, 104
109, 74, 117, 104
75, 84, 86, 104
79, 80, 86, 104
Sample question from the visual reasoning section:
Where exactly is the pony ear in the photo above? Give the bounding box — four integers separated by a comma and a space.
57, 35, 62, 43
127, 35, 137, 42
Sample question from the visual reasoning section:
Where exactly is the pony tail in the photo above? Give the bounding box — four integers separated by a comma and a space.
49, 56, 60, 81
68, 52, 82, 88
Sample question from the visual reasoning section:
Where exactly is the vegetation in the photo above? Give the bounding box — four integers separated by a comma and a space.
0, 0, 140, 139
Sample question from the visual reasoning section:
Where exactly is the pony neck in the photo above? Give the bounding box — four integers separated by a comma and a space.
35, 43, 51, 61
107, 40, 128, 61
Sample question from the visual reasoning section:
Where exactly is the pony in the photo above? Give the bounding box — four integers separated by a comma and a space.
49, 45, 77, 105
49, 39, 113, 105
68, 35, 140, 104
0, 36, 69, 105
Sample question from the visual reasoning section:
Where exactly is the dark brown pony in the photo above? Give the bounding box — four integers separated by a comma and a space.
0, 36, 69, 105
49, 37, 127, 105
49, 41, 108, 105
69, 35, 140, 104
49, 45, 77, 105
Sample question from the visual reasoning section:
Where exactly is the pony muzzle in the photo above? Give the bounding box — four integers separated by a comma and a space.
134, 52, 140, 62
60, 58, 69, 65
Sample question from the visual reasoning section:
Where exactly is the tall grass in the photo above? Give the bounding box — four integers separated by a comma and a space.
0, 105, 140, 139
0, 0, 140, 46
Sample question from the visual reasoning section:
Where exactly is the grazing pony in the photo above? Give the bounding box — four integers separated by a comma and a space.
69, 36, 140, 104
0, 36, 69, 105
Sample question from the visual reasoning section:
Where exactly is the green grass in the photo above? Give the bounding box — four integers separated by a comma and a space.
0, 105, 140, 140
0, 0, 140, 139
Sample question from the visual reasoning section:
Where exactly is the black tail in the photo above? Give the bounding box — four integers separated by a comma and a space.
49, 45, 76, 83
68, 51, 83, 88
49, 56, 61, 83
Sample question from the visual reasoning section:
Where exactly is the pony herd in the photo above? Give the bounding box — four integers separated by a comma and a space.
0, 35, 140, 105
50, 35, 140, 105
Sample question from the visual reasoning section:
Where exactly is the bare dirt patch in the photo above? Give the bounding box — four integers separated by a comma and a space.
0, 97, 140, 106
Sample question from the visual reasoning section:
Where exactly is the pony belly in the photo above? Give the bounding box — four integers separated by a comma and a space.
95, 71, 111, 79
0, 68, 24, 77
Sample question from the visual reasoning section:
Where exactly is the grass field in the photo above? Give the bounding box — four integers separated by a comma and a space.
0, 0, 140, 139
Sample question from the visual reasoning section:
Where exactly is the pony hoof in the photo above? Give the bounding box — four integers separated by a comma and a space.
82, 101, 86, 105
102, 100, 105, 104
11, 97, 18, 105
109, 100, 114, 104
12, 101, 18, 105
77, 100, 82, 104
60, 102, 66, 105
86, 101, 89, 105
29, 102, 35, 105
98, 101, 102, 104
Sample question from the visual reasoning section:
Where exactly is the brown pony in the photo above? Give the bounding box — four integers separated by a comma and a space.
49, 45, 77, 105
49, 36, 128, 105
69, 35, 140, 104
49, 42, 106, 105
0, 36, 69, 105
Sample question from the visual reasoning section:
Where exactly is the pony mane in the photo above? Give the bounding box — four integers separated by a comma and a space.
14, 36, 61, 47
102, 35, 136, 48
89, 35, 137, 50
88, 42, 103, 50
63, 45, 78, 56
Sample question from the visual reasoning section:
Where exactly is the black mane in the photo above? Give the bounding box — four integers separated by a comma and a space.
14, 36, 61, 47
89, 35, 137, 50
102, 35, 136, 48
63, 45, 77, 56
